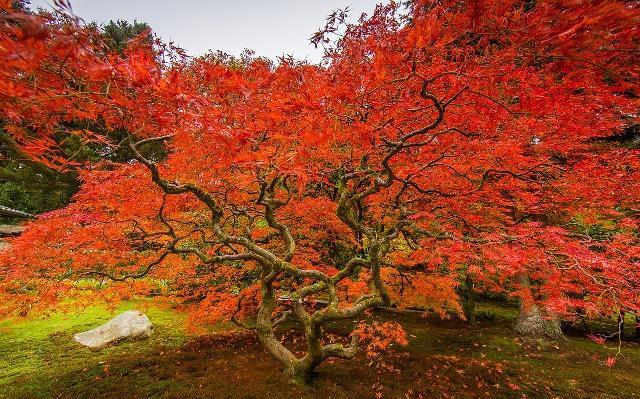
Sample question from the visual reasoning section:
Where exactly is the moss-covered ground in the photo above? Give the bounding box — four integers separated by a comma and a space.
1, 300, 639, 399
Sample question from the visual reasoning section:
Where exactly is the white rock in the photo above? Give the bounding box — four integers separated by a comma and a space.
74, 310, 153, 348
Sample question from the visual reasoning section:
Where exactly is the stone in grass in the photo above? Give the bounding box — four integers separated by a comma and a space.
74, 310, 153, 348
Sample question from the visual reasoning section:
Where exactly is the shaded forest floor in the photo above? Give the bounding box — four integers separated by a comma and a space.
1, 300, 639, 399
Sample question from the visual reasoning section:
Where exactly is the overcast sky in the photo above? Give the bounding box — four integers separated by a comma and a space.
29, 0, 382, 62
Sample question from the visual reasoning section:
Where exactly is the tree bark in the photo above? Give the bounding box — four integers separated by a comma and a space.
514, 302, 565, 340
514, 274, 565, 340
462, 274, 476, 324
618, 313, 626, 340
256, 279, 301, 383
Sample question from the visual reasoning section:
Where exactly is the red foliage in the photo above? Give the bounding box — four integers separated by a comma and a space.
0, 0, 638, 374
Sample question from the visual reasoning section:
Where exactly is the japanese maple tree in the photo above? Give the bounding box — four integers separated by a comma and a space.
0, 0, 638, 382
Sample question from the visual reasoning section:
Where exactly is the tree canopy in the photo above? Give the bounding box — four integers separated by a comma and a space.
0, 0, 638, 382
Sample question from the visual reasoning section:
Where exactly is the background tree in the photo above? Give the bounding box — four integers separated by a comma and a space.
94, 19, 150, 53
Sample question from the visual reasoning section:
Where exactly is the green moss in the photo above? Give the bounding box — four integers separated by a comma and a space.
0, 299, 187, 398
475, 300, 520, 322
1, 300, 639, 398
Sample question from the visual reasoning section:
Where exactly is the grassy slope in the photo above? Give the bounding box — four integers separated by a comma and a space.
0, 300, 638, 399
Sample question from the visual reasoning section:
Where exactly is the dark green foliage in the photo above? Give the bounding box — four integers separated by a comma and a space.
0, 131, 78, 220
605, 123, 640, 149
91, 20, 151, 53
0, 181, 70, 216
